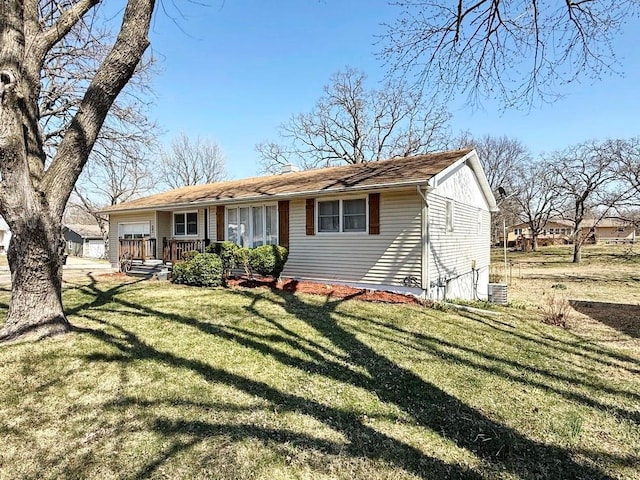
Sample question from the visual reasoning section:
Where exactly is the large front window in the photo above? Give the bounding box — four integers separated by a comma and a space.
174, 212, 198, 236
317, 198, 366, 233
227, 205, 277, 247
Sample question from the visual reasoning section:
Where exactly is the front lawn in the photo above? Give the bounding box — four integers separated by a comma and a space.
0, 277, 638, 479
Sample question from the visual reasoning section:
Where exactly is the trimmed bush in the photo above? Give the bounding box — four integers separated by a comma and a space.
249, 245, 288, 278
181, 250, 200, 262
206, 241, 239, 275
171, 260, 195, 285
172, 253, 223, 287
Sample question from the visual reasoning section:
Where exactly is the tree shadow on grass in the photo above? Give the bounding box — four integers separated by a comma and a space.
570, 300, 640, 339
64, 279, 625, 479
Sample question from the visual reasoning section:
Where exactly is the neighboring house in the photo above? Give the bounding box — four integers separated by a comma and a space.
503, 217, 636, 247
63, 224, 106, 258
102, 149, 497, 301
0, 216, 11, 254
505, 219, 574, 247
579, 218, 636, 244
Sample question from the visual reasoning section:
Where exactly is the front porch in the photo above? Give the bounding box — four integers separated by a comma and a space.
118, 238, 209, 264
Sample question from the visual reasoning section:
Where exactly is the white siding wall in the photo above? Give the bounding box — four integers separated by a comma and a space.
108, 212, 156, 266
428, 162, 492, 300
157, 211, 172, 244
283, 190, 422, 288
209, 204, 223, 244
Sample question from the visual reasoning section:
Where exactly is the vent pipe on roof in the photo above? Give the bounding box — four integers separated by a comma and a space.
280, 164, 299, 174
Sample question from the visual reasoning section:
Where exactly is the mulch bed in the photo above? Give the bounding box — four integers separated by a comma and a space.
226, 276, 421, 305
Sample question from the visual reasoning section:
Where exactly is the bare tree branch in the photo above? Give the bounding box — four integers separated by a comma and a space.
381, 1, 639, 108
159, 132, 228, 189
256, 67, 451, 173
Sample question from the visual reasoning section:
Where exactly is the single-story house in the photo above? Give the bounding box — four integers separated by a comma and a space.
101, 148, 498, 301
63, 224, 106, 258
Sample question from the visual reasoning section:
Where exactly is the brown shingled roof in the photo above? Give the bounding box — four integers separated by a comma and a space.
101, 149, 472, 213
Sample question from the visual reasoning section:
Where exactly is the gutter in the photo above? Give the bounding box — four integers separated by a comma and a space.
416, 184, 434, 300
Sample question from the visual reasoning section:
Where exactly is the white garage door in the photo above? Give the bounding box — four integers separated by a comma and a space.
85, 239, 105, 258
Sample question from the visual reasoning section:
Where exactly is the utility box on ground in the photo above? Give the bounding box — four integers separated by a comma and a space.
488, 283, 508, 305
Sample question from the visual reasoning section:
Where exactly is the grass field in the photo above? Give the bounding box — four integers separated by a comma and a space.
0, 245, 638, 479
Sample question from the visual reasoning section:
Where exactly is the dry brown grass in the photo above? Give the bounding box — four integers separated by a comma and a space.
498, 244, 640, 351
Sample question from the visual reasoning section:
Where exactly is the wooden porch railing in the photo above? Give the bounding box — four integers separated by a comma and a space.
163, 238, 208, 263
119, 238, 157, 260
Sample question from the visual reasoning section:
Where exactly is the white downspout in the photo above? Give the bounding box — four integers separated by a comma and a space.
417, 184, 433, 300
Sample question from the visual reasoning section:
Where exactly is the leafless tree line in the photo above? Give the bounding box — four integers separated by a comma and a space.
479, 136, 640, 263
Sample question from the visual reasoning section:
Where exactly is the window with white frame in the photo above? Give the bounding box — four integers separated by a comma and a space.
514, 228, 522, 235
226, 205, 277, 247
119, 222, 150, 239
317, 198, 366, 233
174, 212, 198, 236
445, 200, 454, 232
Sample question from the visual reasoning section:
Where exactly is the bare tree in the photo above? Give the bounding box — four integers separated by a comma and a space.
511, 160, 563, 251
550, 139, 634, 263
160, 132, 227, 189
256, 67, 451, 173
454, 133, 530, 243
0, 0, 156, 341
381, 1, 639, 107
616, 137, 640, 203
40, 11, 159, 261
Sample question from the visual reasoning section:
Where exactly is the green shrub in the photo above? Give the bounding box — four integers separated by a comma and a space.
172, 253, 223, 287
249, 245, 288, 278
171, 260, 195, 285
181, 250, 200, 262
206, 241, 239, 275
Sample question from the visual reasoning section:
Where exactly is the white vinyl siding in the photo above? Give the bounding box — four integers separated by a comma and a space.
284, 190, 422, 287
108, 211, 156, 266
427, 161, 492, 300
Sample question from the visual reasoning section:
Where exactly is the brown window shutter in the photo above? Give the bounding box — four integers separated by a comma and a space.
216, 206, 225, 241
305, 198, 315, 235
369, 193, 380, 235
278, 200, 290, 249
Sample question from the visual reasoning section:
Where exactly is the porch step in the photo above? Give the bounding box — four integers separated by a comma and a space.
144, 259, 164, 266
127, 262, 170, 279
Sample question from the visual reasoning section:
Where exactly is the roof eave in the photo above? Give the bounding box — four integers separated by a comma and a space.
99, 179, 433, 215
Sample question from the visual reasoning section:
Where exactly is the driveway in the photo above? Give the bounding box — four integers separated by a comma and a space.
0, 255, 114, 288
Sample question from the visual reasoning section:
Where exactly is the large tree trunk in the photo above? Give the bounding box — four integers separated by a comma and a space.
0, 0, 155, 343
0, 213, 68, 341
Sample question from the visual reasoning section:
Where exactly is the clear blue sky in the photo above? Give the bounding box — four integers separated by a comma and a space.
136, 0, 640, 180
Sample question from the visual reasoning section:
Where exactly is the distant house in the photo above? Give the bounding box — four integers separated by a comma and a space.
505, 219, 574, 247
101, 149, 497, 301
0, 216, 11, 254
504, 217, 636, 247
579, 218, 636, 244
63, 224, 106, 258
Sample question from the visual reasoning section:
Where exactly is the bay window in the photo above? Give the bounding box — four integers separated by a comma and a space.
226, 204, 277, 247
